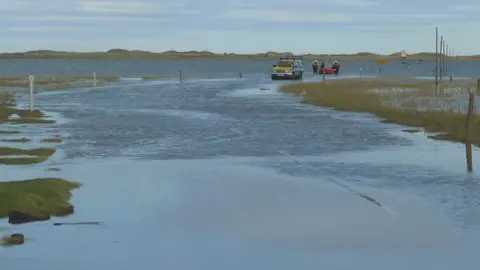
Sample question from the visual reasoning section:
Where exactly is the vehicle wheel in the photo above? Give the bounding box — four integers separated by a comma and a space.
271, 75, 275, 80
291, 72, 295, 80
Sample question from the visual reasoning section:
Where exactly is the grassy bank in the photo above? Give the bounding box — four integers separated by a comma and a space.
0, 87, 80, 230
0, 93, 58, 165
0, 130, 21, 134
281, 79, 480, 145
41, 137, 62, 143
0, 50, 479, 61
0, 92, 55, 124
0, 76, 119, 87
0, 147, 56, 165
0, 76, 120, 92
0, 178, 80, 219
1, 137, 30, 143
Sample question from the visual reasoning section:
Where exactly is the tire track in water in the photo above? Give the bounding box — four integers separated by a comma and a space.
224, 81, 401, 215
277, 149, 400, 216
229, 123, 400, 215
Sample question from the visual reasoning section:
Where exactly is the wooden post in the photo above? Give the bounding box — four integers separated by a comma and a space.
435, 27, 438, 92
179, 69, 182, 82
465, 87, 476, 173
443, 42, 447, 76
445, 44, 449, 74
450, 47, 453, 75
477, 78, 480, 96
439, 36, 443, 80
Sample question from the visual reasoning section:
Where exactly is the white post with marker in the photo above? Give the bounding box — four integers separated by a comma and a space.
29, 75, 34, 111
93, 72, 97, 89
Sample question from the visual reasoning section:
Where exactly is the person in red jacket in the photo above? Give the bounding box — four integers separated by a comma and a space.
332, 60, 340, 75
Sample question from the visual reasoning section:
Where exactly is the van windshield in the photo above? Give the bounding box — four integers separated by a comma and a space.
276, 61, 293, 67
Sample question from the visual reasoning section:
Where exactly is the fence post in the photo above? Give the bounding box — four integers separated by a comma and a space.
28, 75, 34, 111
92, 72, 96, 90
179, 69, 182, 82
477, 78, 480, 96
239, 72, 242, 78
465, 88, 475, 172
359, 68, 362, 78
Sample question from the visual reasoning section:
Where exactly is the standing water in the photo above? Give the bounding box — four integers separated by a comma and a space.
1, 60, 480, 270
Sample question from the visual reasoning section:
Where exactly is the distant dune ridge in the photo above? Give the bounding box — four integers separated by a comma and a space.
0, 49, 478, 60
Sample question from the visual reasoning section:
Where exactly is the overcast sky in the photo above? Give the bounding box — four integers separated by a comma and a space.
0, 0, 478, 54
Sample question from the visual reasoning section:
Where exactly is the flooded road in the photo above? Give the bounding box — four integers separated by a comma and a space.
1, 64, 480, 269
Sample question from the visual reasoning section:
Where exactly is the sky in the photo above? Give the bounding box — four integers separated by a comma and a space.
0, 0, 479, 54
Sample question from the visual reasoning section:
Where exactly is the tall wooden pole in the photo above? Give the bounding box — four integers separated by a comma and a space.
435, 27, 438, 91
445, 44, 449, 74
439, 36, 443, 80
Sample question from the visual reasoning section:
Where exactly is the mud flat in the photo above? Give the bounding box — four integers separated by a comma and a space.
281, 78, 480, 145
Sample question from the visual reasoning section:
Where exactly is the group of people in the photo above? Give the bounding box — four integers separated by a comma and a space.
312, 60, 340, 75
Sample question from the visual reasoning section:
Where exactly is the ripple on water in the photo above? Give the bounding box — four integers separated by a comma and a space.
4, 67, 480, 269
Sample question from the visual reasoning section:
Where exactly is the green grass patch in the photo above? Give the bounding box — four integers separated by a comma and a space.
0, 147, 55, 165
281, 79, 480, 145
0, 94, 54, 124
8, 118, 55, 124
402, 129, 422, 133
41, 137, 62, 143
0, 76, 120, 87
0, 130, 21, 134
0, 156, 49, 165
0, 147, 55, 156
1, 137, 31, 143
0, 178, 80, 219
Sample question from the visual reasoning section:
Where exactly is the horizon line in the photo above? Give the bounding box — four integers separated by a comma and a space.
0, 49, 476, 56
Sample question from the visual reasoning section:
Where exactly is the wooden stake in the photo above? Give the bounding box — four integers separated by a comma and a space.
439, 36, 443, 80
465, 87, 475, 173
435, 27, 438, 92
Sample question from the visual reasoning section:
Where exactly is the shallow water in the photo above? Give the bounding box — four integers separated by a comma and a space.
1, 60, 480, 269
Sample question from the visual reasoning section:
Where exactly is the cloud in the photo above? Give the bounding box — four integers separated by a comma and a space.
75, 1, 165, 14
0, 0, 479, 53
219, 9, 352, 22
12, 15, 162, 22
7, 26, 77, 32
450, 4, 480, 11
0, 1, 35, 11
333, 0, 379, 6
303, 0, 379, 6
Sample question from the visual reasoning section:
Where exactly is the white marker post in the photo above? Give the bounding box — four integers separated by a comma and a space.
92, 72, 97, 90
29, 75, 34, 111
359, 68, 363, 78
